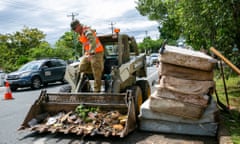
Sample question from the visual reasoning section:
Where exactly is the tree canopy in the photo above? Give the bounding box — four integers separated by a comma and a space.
2, 1, 240, 71
0, 27, 74, 72
136, 0, 240, 67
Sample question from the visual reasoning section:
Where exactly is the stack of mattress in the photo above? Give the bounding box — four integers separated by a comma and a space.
139, 45, 219, 136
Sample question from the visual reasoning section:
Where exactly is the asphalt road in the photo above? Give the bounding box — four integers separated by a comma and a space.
0, 66, 219, 144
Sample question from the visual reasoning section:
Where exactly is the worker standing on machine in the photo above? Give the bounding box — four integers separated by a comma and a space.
71, 19, 104, 92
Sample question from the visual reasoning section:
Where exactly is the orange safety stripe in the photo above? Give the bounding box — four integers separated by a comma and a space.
79, 27, 103, 53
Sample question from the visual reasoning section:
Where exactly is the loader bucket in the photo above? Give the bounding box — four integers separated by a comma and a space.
18, 90, 137, 138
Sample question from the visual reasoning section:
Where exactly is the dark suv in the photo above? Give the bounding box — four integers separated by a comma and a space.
5, 58, 67, 91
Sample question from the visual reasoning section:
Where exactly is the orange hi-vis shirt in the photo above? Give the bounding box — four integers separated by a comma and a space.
79, 27, 103, 53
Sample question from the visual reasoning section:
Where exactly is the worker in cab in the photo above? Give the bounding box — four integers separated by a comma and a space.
71, 19, 104, 92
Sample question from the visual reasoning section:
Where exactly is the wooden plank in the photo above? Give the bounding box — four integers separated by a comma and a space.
210, 47, 240, 75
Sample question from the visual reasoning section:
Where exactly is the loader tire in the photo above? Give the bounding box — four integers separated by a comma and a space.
136, 80, 151, 102
59, 84, 72, 93
132, 85, 143, 117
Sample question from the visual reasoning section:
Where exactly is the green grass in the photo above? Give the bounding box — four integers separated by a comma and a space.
214, 71, 240, 144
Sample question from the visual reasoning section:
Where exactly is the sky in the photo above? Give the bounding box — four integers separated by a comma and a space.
0, 0, 159, 45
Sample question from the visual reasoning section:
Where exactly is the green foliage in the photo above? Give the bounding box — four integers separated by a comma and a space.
16, 55, 31, 66
229, 51, 240, 69
136, 0, 181, 42
138, 37, 163, 54
28, 47, 53, 59
12, 26, 46, 55
0, 27, 74, 72
75, 104, 99, 121
137, 37, 178, 54
215, 72, 240, 143
55, 31, 82, 57
53, 47, 73, 60
0, 27, 47, 71
136, 0, 240, 65
159, 18, 181, 40
136, 0, 168, 21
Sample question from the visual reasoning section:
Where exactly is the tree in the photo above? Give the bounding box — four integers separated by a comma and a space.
0, 27, 48, 71
136, 0, 240, 67
138, 37, 163, 54
136, 0, 168, 21
136, 0, 181, 42
55, 31, 82, 59
12, 26, 46, 55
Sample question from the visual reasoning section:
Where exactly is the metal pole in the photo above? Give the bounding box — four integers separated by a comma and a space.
219, 61, 230, 109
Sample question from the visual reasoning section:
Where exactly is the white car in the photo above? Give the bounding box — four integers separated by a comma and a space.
0, 71, 6, 86
150, 53, 160, 66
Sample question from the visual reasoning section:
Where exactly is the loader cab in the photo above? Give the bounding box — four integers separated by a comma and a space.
62, 33, 146, 93
99, 34, 138, 75
103, 42, 119, 74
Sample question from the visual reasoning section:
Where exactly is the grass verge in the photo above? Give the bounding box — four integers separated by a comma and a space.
214, 72, 240, 144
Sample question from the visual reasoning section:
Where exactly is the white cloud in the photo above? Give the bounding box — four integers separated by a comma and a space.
0, 1, 7, 11
81, 0, 135, 19
0, 0, 159, 44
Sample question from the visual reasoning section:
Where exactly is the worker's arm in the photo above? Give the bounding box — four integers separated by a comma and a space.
84, 29, 96, 54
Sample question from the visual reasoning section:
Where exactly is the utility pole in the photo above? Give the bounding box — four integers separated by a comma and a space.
109, 22, 116, 34
67, 12, 78, 21
67, 12, 79, 60
145, 30, 148, 38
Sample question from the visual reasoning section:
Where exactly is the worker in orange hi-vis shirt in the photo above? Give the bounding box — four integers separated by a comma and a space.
71, 19, 104, 92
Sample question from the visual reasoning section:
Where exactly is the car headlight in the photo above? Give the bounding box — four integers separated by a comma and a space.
20, 72, 31, 78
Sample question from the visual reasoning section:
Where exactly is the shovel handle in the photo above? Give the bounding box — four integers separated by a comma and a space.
210, 47, 240, 75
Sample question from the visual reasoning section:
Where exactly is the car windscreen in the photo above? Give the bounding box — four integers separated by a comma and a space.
18, 61, 41, 71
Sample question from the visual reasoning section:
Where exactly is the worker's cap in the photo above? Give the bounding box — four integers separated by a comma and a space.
71, 19, 80, 30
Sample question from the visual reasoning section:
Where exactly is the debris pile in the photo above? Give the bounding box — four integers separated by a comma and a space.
139, 45, 219, 136
27, 105, 128, 137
